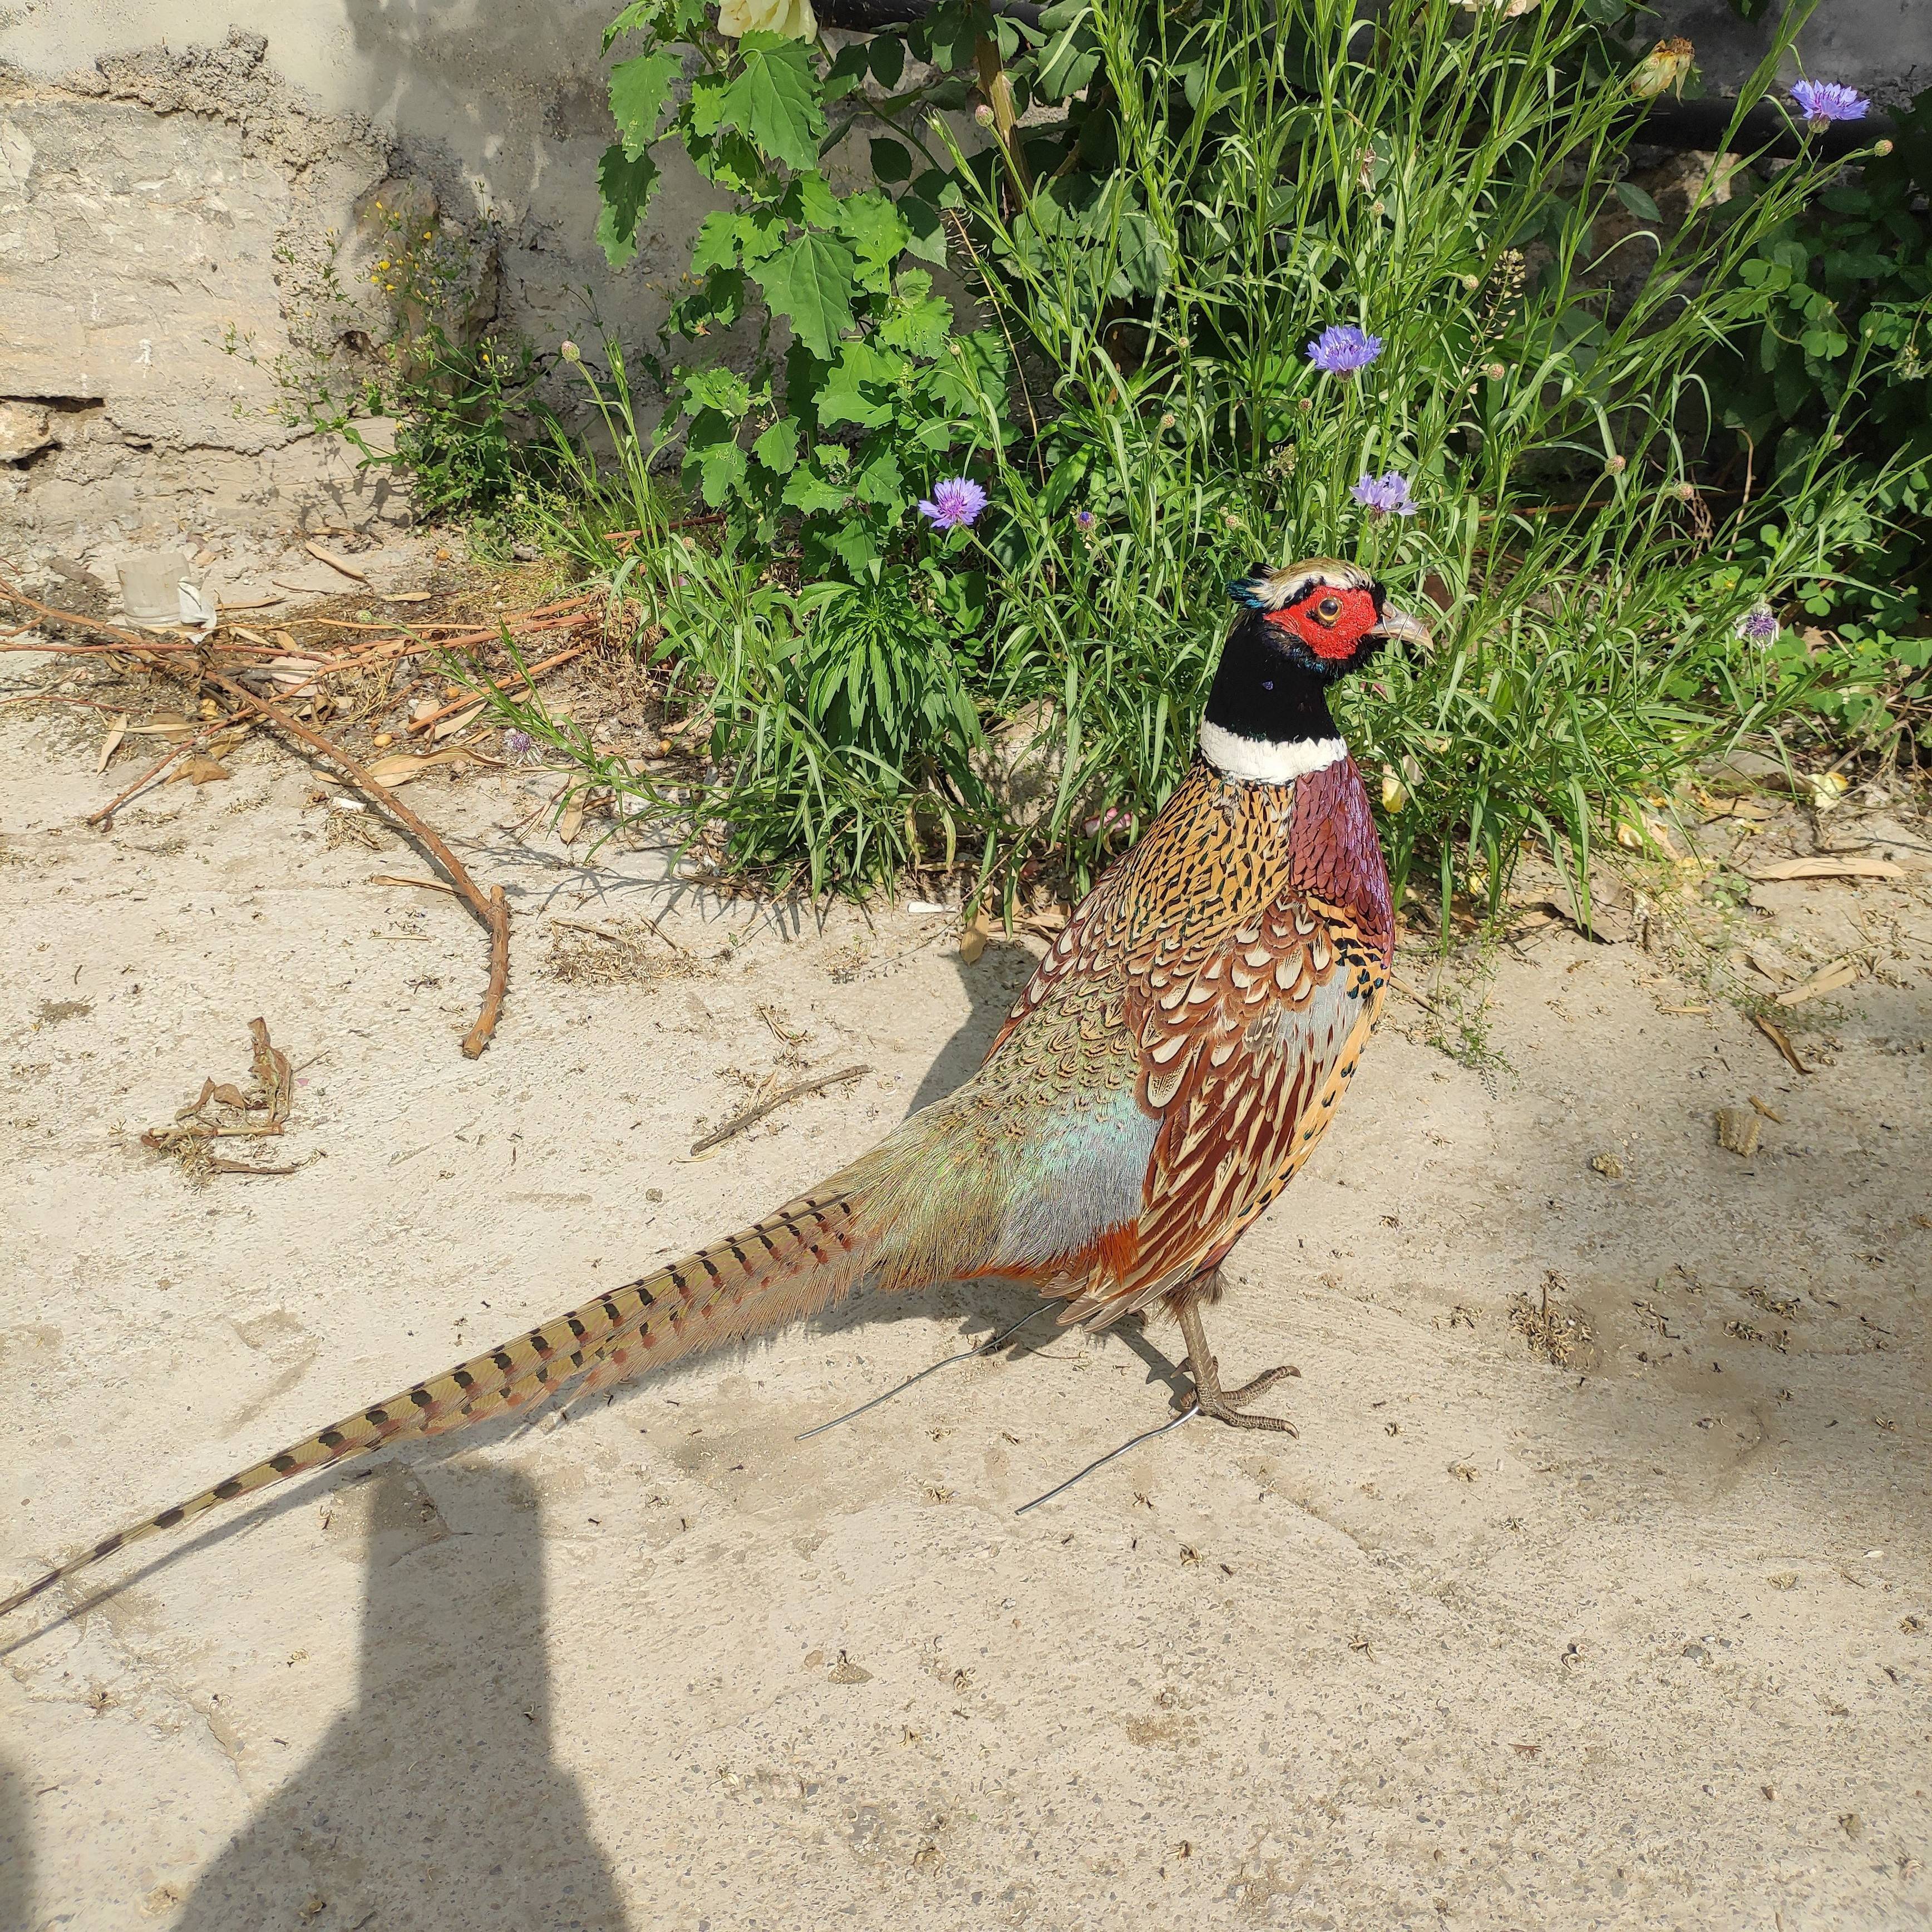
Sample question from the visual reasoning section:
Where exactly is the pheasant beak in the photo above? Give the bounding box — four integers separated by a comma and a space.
1371, 603, 1433, 654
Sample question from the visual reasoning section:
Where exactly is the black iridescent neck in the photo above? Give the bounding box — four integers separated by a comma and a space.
1202, 610, 1338, 748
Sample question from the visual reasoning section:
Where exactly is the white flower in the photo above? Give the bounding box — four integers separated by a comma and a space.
717, 0, 816, 39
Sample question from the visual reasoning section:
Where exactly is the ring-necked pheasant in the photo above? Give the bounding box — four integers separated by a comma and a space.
2, 559, 1426, 1617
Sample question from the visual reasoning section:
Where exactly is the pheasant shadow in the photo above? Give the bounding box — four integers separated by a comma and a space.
174, 1463, 625, 1932
904, 941, 1036, 1117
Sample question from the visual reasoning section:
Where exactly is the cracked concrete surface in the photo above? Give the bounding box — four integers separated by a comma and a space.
0, 663, 1929, 1930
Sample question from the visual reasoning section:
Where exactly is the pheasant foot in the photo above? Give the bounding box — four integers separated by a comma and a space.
1176, 1285, 1299, 1434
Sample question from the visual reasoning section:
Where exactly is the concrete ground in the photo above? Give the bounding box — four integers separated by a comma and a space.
1, 647, 1928, 1931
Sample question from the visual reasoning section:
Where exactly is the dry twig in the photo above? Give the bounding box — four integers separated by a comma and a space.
690, 1064, 870, 1155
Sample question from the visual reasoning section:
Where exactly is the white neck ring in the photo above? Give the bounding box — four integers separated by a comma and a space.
1197, 721, 1348, 785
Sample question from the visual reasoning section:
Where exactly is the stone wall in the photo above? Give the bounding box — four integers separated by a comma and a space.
0, 3, 711, 593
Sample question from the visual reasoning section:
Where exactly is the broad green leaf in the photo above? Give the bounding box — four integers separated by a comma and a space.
825, 41, 870, 102
689, 210, 742, 276
782, 465, 848, 514
869, 137, 913, 184
817, 356, 897, 429
609, 51, 682, 158
926, 328, 1009, 411
880, 276, 953, 358
736, 208, 786, 265
753, 416, 800, 473
691, 436, 748, 507
868, 34, 905, 87
827, 519, 881, 579
595, 144, 659, 268
754, 229, 856, 358
711, 33, 824, 171
899, 194, 947, 265
839, 189, 911, 265
854, 443, 904, 511
682, 367, 752, 416
786, 170, 841, 230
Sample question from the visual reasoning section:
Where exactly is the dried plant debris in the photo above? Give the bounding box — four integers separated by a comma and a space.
324, 800, 390, 850
141, 1018, 313, 1185
1509, 1274, 1596, 1368
546, 915, 697, 988
1716, 1106, 1762, 1158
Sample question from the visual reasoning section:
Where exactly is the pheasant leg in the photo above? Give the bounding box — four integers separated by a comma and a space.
1175, 1279, 1299, 1433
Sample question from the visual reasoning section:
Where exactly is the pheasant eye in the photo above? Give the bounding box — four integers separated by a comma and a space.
1315, 595, 1342, 623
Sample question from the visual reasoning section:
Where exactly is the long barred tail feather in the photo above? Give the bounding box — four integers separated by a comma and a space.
1, 1182, 874, 1620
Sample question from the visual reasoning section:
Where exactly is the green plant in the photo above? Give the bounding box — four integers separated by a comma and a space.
538, 0, 1910, 917
1706, 84, 1932, 754
594, 2, 1033, 578
938, 0, 1908, 916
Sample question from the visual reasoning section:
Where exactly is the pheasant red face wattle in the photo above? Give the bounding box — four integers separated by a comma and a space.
1264, 584, 1380, 660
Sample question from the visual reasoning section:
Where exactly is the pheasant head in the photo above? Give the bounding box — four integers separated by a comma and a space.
1201, 559, 1430, 783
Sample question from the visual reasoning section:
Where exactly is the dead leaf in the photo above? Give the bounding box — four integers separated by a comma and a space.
382, 590, 433, 603
432, 704, 485, 741
360, 749, 479, 787
557, 801, 586, 844
1748, 856, 1904, 883
958, 910, 994, 964
1775, 958, 1857, 1007
170, 756, 230, 786
305, 541, 368, 581
96, 713, 128, 773
1716, 1107, 1762, 1157
1749, 1095, 1785, 1123
1753, 1013, 1811, 1075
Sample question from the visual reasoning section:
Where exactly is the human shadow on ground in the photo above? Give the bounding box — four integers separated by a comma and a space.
174, 1464, 625, 1932
0, 1751, 29, 1932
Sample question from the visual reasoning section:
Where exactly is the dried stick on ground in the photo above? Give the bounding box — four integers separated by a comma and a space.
0, 574, 514, 1058
406, 640, 594, 736
690, 1065, 871, 1156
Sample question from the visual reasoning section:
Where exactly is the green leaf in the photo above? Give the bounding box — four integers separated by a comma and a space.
1036, 5, 1100, 101
927, 328, 1009, 411
595, 144, 659, 268
689, 210, 742, 275
879, 274, 953, 357
752, 416, 800, 473
837, 190, 913, 267
827, 519, 881, 579
868, 34, 905, 87
825, 41, 871, 102
609, 51, 683, 159
787, 170, 840, 230
682, 366, 752, 416
782, 465, 849, 515
754, 229, 856, 358
870, 136, 913, 184
899, 194, 947, 265
691, 436, 748, 507
1615, 181, 1662, 223
854, 443, 904, 512
711, 33, 825, 171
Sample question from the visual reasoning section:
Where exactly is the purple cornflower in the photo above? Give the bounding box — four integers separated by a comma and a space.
1733, 602, 1780, 647
1352, 469, 1417, 519
1791, 80, 1869, 131
1307, 324, 1383, 376
503, 728, 534, 756
916, 476, 989, 531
